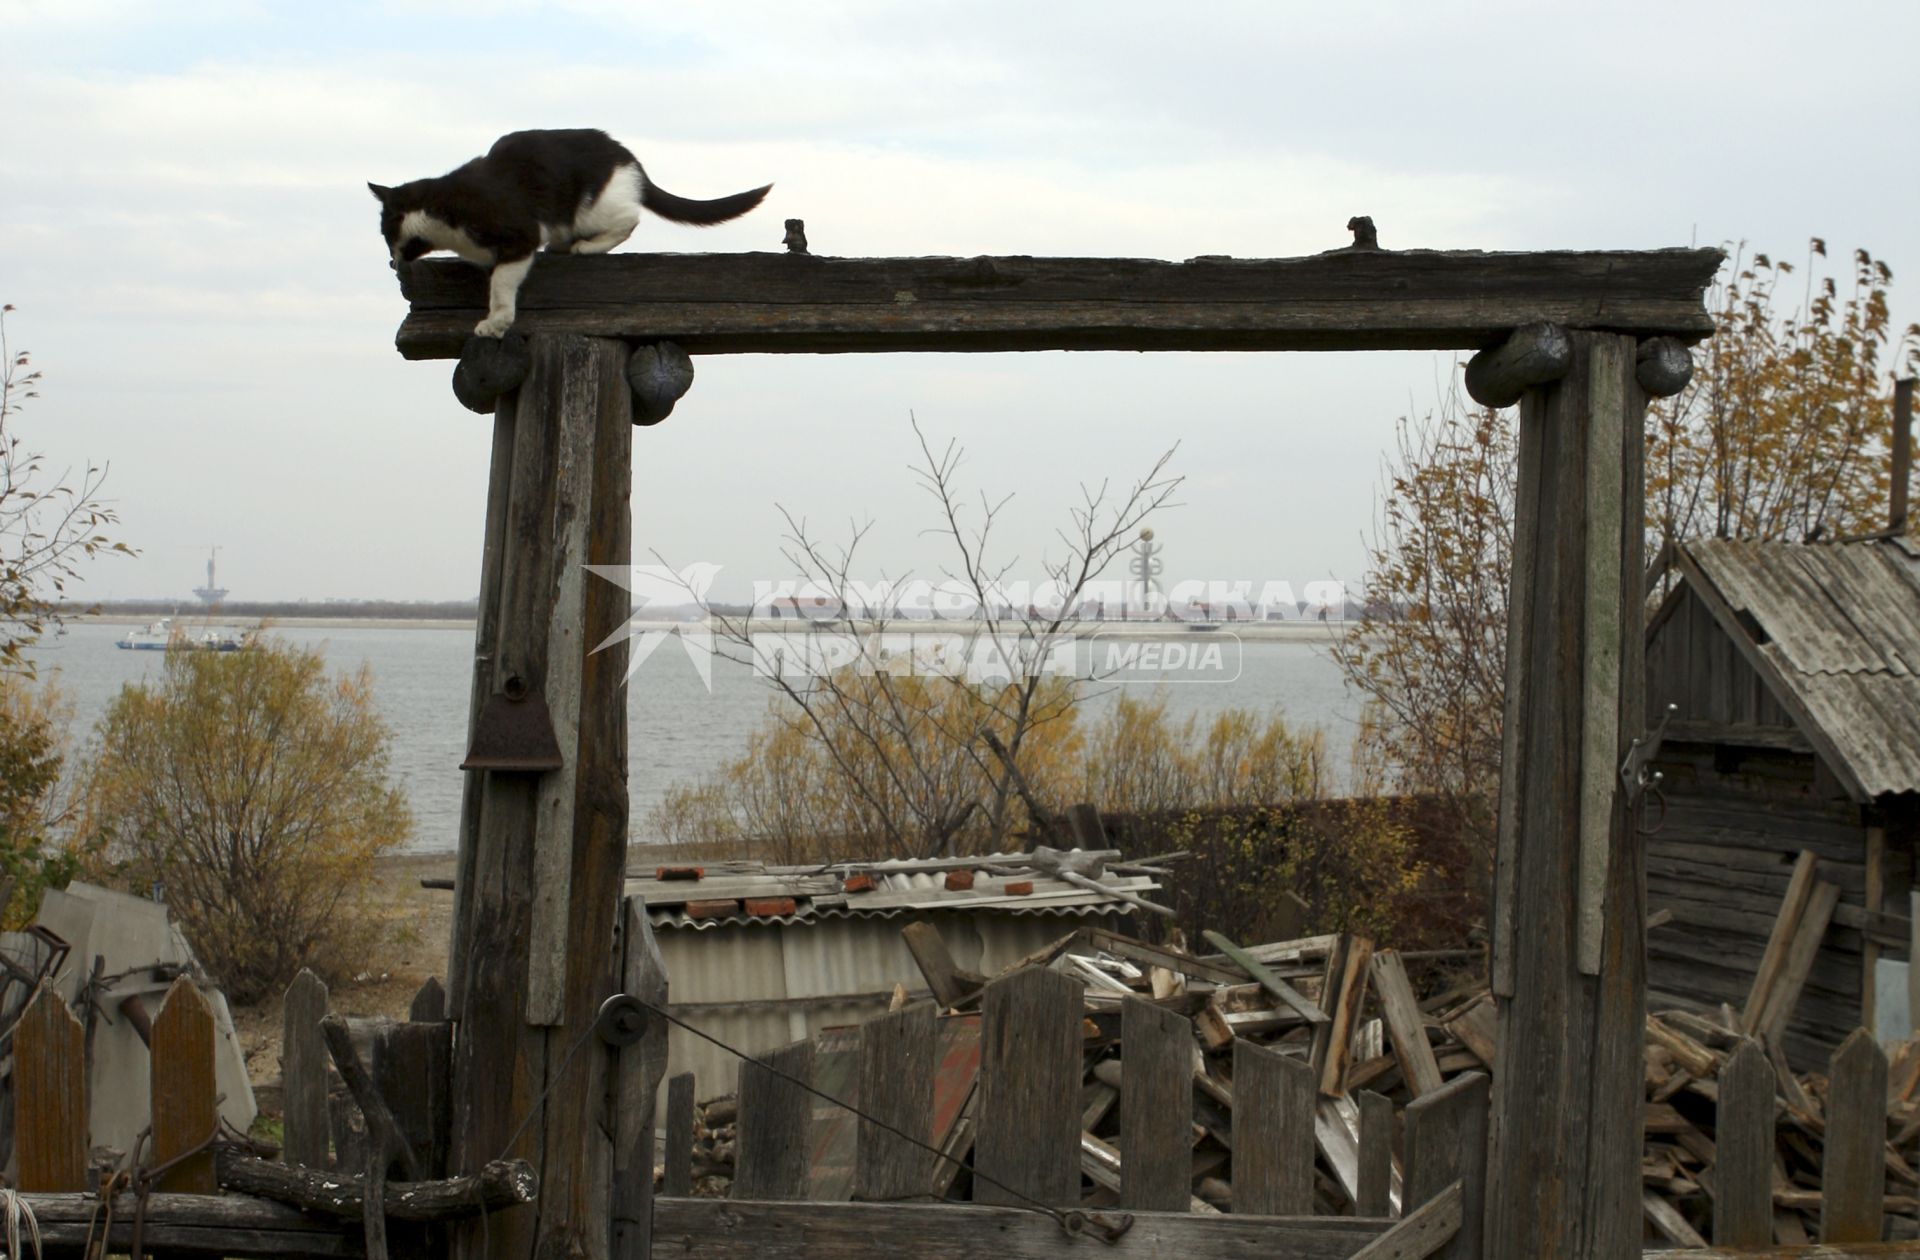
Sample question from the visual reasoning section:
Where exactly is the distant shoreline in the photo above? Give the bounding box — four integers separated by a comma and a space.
71, 612, 1361, 641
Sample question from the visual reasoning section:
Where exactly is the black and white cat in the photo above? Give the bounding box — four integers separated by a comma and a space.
370, 129, 770, 337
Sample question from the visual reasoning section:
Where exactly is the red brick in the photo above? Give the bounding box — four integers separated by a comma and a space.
843, 873, 876, 893
683, 899, 739, 919
744, 897, 798, 918
1004, 881, 1035, 896
944, 869, 975, 891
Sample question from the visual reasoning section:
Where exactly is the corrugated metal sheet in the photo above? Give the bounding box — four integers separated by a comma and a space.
1685, 536, 1920, 798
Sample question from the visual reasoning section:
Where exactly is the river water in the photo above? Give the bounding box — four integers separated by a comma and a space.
26, 621, 1361, 852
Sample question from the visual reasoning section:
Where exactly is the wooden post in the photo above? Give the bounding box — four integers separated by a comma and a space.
1864, 825, 1885, 1034
151, 976, 219, 1194
1485, 331, 1647, 1260
1119, 997, 1192, 1211
612, 899, 670, 1260
1404, 1071, 1487, 1260
1712, 1039, 1772, 1248
446, 333, 633, 1260
853, 1002, 937, 1202
1822, 1028, 1888, 1243
975, 968, 1083, 1207
733, 1040, 814, 1200
16, 983, 87, 1191
1892, 376, 1913, 534
1232, 1040, 1314, 1215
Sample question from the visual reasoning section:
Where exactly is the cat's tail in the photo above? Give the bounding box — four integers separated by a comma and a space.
641, 176, 772, 226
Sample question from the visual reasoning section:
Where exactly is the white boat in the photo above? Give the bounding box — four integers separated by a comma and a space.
115, 618, 252, 652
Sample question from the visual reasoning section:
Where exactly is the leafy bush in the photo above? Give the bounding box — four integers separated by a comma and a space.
85, 640, 410, 1002
0, 673, 91, 927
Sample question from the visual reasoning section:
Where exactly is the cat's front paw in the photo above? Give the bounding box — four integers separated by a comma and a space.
473, 314, 515, 338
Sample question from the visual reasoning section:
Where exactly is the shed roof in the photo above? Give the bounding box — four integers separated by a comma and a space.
1677, 535, 1920, 800
629, 852, 1157, 930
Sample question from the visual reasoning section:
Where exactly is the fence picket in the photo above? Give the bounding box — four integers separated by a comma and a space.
1713, 1038, 1772, 1247
282, 969, 332, 1169
16, 983, 87, 1191
1821, 1028, 1887, 1243
664, 1072, 697, 1198
1120, 997, 1192, 1211
977, 967, 1083, 1207
1233, 1040, 1314, 1214
855, 1001, 937, 1202
734, 1040, 815, 1201
151, 975, 219, 1194
1403, 1070, 1487, 1260
1356, 1088, 1394, 1218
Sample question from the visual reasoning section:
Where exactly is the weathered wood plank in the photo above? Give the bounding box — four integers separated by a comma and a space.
394, 248, 1724, 359
1486, 333, 1648, 1260
976, 967, 1083, 1207
613, 898, 671, 1260
1759, 880, 1843, 1044
854, 1001, 937, 1202
1576, 336, 1625, 976
1371, 951, 1442, 1099
1120, 997, 1194, 1211
663, 1072, 697, 1199
1357, 1089, 1395, 1219
377, 1020, 453, 1179
1742, 850, 1820, 1031
1203, 930, 1328, 1025
409, 976, 446, 1024
652, 1197, 1392, 1260
1403, 1072, 1487, 1260
217, 1150, 536, 1221
1347, 1181, 1461, 1260
282, 969, 332, 1170
1713, 1038, 1774, 1248
15, 983, 87, 1191
1864, 825, 1885, 1033
1234, 1040, 1315, 1215
900, 921, 985, 1009
1314, 935, 1375, 1095
734, 1040, 815, 1201
152, 975, 219, 1194
1821, 1028, 1888, 1243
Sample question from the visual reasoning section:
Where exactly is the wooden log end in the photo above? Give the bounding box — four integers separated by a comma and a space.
1636, 335, 1694, 398
451, 330, 531, 414
627, 340, 695, 426
1463, 321, 1572, 408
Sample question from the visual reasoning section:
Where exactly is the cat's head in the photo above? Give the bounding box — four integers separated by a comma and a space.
367, 182, 432, 271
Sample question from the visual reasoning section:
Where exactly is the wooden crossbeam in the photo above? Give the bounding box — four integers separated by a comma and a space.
394, 248, 1723, 360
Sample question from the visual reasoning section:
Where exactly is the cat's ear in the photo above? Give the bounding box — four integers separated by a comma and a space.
367, 182, 392, 202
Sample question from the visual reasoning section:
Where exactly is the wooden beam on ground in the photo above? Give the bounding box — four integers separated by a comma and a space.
394, 248, 1725, 360
1203, 930, 1328, 1025
1347, 1180, 1463, 1260
653, 1198, 1394, 1260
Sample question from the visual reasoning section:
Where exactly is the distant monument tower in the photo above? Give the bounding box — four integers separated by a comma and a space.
193, 547, 228, 607
1129, 527, 1164, 618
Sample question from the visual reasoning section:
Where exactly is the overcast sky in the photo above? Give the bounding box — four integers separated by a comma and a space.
4, 1, 1916, 604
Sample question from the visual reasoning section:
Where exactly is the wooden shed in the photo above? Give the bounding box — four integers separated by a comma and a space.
1645, 534, 1920, 1069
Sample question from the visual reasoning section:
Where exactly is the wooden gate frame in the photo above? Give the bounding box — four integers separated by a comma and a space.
396, 239, 1722, 1260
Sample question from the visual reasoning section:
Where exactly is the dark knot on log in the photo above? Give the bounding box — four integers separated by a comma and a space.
628, 341, 695, 427
1346, 216, 1379, 250
1464, 322, 1572, 408
783, 219, 809, 254
451, 331, 531, 415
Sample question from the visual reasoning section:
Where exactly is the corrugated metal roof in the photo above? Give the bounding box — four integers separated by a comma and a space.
628, 851, 1158, 930
1683, 536, 1920, 798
